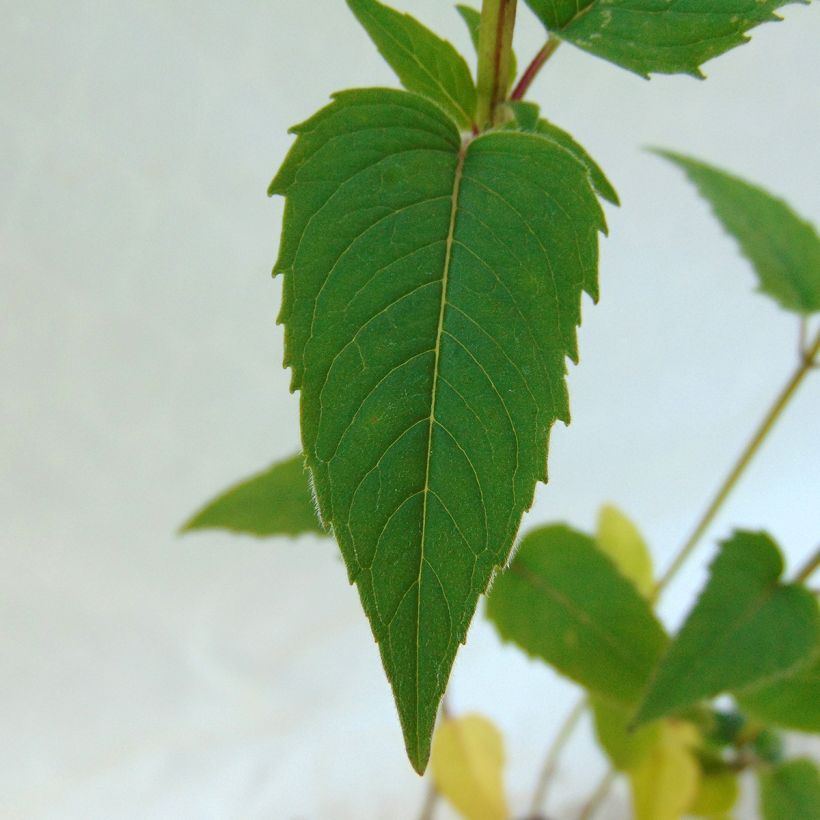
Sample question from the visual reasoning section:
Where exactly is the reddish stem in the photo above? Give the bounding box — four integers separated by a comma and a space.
511, 38, 560, 101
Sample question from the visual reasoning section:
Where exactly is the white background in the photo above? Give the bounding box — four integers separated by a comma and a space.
1, 1, 819, 818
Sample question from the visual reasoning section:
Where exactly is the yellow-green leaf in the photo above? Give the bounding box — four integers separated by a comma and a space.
592, 696, 660, 771
596, 505, 653, 597
688, 769, 740, 817
629, 722, 701, 820
431, 714, 508, 820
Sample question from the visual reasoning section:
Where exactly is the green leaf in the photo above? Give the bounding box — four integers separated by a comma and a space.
759, 759, 820, 820
523, 0, 805, 78
486, 525, 667, 705
634, 531, 820, 725
654, 150, 820, 314
737, 650, 820, 733
592, 696, 660, 770
270, 89, 607, 772
347, 0, 477, 129
596, 504, 653, 597
456, 4, 518, 91
506, 102, 620, 206
181, 454, 322, 537
688, 768, 739, 817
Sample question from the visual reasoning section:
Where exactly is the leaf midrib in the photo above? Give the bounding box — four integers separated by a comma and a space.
415, 138, 469, 757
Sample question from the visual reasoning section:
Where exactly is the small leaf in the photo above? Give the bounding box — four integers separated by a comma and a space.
759, 759, 820, 820
271, 88, 609, 772
737, 650, 820, 733
654, 150, 820, 314
628, 721, 701, 820
486, 525, 667, 705
181, 454, 322, 537
506, 102, 620, 205
592, 696, 660, 771
596, 504, 653, 597
634, 531, 820, 725
688, 769, 740, 817
523, 0, 805, 79
456, 4, 517, 90
347, 0, 477, 129
431, 713, 508, 820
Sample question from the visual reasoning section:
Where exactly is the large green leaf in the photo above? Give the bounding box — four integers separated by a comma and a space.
181, 453, 322, 537
737, 650, 820, 733
523, 0, 804, 78
634, 531, 820, 725
347, 0, 477, 130
654, 150, 820, 314
486, 525, 667, 704
591, 696, 660, 770
759, 759, 820, 820
270, 89, 607, 772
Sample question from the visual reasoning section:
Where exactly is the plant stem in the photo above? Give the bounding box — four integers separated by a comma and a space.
577, 768, 617, 820
795, 545, 820, 584
529, 695, 587, 815
475, 0, 518, 128
511, 37, 560, 100
653, 326, 820, 598
417, 780, 439, 820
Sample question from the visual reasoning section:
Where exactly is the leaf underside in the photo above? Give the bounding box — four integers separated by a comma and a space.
270, 88, 607, 771
654, 149, 820, 314
634, 531, 820, 725
524, 0, 806, 77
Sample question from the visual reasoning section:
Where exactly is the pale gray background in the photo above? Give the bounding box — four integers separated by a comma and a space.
1, 1, 818, 818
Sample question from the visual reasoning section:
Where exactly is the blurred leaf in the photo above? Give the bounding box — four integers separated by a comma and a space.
737, 650, 820, 733
596, 505, 653, 597
753, 728, 785, 765
486, 524, 667, 705
629, 721, 701, 820
634, 531, 820, 725
431, 713, 508, 820
523, 0, 804, 79
688, 768, 740, 817
592, 696, 660, 770
759, 759, 820, 820
347, 0, 477, 128
456, 4, 517, 90
181, 453, 322, 537
655, 150, 820, 314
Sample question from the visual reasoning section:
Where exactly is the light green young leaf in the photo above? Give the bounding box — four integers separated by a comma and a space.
347, 0, 477, 129
688, 768, 740, 818
737, 650, 820, 733
486, 525, 667, 705
505, 102, 620, 206
596, 504, 653, 597
634, 531, 820, 725
654, 150, 820, 314
181, 453, 322, 537
592, 696, 660, 771
759, 759, 820, 820
523, 0, 805, 78
270, 89, 608, 772
455, 4, 518, 91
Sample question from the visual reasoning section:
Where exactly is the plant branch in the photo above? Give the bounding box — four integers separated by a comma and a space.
417, 780, 439, 820
529, 694, 587, 815
795, 545, 820, 584
577, 768, 617, 820
476, 0, 518, 128
511, 37, 560, 100
653, 326, 820, 598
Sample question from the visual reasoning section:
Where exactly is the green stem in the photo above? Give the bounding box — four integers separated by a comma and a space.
511, 37, 560, 101
653, 326, 820, 598
529, 695, 587, 815
475, 0, 517, 128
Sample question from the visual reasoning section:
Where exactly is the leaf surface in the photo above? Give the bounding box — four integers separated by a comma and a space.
655, 150, 820, 314
431, 713, 508, 820
596, 504, 653, 597
688, 769, 740, 817
592, 696, 659, 770
270, 89, 607, 771
737, 650, 820, 733
634, 531, 820, 725
759, 759, 820, 820
628, 721, 701, 820
523, 0, 805, 78
181, 454, 322, 537
348, 0, 477, 129
486, 525, 666, 704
